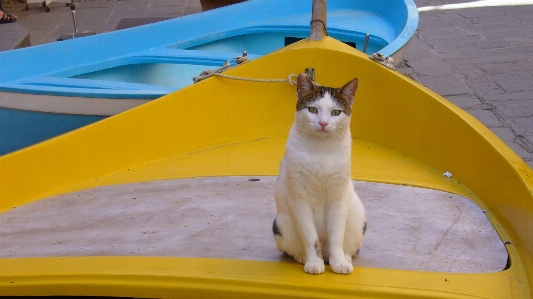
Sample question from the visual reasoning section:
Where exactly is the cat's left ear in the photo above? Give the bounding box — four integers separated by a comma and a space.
339, 78, 358, 106
297, 73, 316, 100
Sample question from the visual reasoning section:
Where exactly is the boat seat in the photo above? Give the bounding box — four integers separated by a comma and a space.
0, 176, 508, 273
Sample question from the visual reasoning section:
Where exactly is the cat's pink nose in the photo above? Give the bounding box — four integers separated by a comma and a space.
319, 121, 328, 129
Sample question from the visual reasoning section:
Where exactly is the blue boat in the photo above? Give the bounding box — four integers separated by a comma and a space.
0, 0, 418, 155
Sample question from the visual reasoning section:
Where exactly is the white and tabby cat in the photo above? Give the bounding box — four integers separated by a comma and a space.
273, 73, 366, 275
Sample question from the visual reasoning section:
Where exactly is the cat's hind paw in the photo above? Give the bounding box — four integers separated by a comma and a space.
330, 260, 353, 274
304, 260, 325, 275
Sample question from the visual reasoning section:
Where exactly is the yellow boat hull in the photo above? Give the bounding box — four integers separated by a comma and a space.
1, 37, 532, 298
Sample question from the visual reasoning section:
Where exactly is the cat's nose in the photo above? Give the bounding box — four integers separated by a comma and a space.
319, 121, 328, 129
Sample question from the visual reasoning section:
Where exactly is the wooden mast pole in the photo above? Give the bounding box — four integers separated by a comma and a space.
309, 0, 327, 41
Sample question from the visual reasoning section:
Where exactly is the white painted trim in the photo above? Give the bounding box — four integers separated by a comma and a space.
0, 92, 151, 116
419, 0, 533, 11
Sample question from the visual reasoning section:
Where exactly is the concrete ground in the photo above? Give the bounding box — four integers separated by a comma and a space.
0, 0, 532, 169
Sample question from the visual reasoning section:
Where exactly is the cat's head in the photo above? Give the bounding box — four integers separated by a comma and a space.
294, 73, 358, 137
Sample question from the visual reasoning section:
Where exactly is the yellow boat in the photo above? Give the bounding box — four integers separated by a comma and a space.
1, 17, 532, 299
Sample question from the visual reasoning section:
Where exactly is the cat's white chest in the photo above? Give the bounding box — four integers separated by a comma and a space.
287, 128, 350, 174
284, 133, 351, 198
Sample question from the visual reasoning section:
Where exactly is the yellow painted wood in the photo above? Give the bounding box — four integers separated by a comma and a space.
61, 137, 474, 200
1, 37, 532, 298
0, 256, 524, 298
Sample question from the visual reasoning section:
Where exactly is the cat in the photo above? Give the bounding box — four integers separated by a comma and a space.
272, 73, 367, 275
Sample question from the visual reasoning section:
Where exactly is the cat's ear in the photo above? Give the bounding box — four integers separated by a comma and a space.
297, 73, 315, 100
339, 78, 358, 106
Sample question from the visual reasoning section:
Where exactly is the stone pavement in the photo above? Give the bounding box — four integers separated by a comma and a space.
400, 0, 533, 169
0, 0, 201, 47
0, 0, 532, 168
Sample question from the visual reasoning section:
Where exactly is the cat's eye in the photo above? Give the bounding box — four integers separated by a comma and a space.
331, 110, 342, 116
308, 107, 318, 114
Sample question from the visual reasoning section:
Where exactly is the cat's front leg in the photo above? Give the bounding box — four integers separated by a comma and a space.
288, 197, 325, 274
326, 199, 353, 274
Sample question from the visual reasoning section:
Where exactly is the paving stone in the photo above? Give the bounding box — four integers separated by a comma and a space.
27, 29, 55, 45
502, 45, 533, 55
417, 25, 466, 38
455, 7, 510, 19
464, 22, 531, 35
77, 1, 116, 8
467, 81, 506, 96
438, 48, 502, 63
74, 10, 115, 32
476, 61, 521, 74
482, 29, 533, 42
492, 101, 533, 118
115, 16, 173, 30
461, 14, 518, 26
436, 39, 510, 53
425, 35, 482, 49
496, 79, 533, 93
524, 134, 533, 147
407, 34, 433, 50
491, 127, 519, 145
503, 6, 533, 27
467, 109, 505, 128
500, 36, 533, 47
483, 91, 533, 103
405, 58, 456, 76
508, 142, 533, 161
450, 52, 530, 66
151, 0, 185, 7
0, 23, 30, 51
415, 0, 447, 6
417, 74, 471, 96
146, 5, 185, 16
431, 11, 466, 21
17, 11, 71, 31
396, 65, 415, 76
446, 59, 483, 72
445, 94, 485, 110
513, 117, 533, 133
403, 35, 438, 61
469, 71, 533, 85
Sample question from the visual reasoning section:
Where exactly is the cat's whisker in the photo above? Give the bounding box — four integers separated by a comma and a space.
331, 130, 339, 141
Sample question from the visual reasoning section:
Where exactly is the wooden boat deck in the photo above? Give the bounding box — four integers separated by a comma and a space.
0, 176, 507, 273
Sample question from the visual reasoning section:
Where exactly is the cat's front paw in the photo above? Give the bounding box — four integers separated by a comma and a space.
304, 260, 325, 275
330, 259, 353, 274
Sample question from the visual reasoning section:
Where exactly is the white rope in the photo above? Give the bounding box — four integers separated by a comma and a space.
193, 51, 300, 85
196, 72, 298, 85
193, 51, 319, 86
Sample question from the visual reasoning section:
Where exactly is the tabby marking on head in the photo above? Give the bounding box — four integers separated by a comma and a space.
296, 74, 357, 116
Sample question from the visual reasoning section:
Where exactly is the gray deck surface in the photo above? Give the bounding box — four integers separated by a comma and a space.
0, 176, 507, 273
